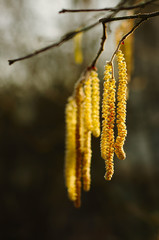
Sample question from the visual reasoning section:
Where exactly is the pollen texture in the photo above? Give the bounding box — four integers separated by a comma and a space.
101, 63, 116, 181
83, 74, 92, 131
91, 70, 100, 138
82, 130, 92, 191
74, 82, 84, 208
64, 97, 77, 201
115, 50, 128, 160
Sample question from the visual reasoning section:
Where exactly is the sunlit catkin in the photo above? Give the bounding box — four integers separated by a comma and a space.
74, 81, 84, 208
64, 97, 77, 201
83, 74, 92, 131
82, 73, 92, 191
115, 50, 128, 160
74, 31, 83, 64
91, 70, 100, 138
101, 63, 116, 181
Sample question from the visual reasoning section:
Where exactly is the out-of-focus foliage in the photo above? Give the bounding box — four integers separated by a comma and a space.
0, 0, 159, 240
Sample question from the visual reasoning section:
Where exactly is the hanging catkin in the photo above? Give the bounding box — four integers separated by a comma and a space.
83, 73, 92, 131
74, 81, 84, 208
82, 73, 92, 191
115, 49, 128, 160
91, 70, 100, 138
64, 97, 77, 201
74, 31, 83, 64
101, 63, 116, 181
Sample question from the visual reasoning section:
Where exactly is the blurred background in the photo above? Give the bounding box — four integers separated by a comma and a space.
0, 0, 159, 239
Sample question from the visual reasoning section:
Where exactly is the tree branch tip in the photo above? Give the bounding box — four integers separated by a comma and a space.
59, 9, 65, 14
8, 60, 14, 65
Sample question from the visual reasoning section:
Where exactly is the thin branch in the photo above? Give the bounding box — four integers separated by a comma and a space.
110, 10, 159, 62
88, 1, 128, 69
89, 23, 107, 68
8, 32, 75, 65
7, 0, 123, 66
8, 10, 159, 65
90, 10, 159, 67
59, 0, 157, 13
8, 21, 99, 65
99, 11, 159, 23
110, 18, 146, 63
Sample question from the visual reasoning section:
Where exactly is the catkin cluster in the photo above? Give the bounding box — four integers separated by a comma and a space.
64, 69, 100, 207
101, 49, 128, 180
64, 48, 129, 207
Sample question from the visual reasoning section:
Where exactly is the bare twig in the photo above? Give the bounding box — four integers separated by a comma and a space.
110, 19, 146, 63
109, 10, 159, 62
8, 0, 126, 66
8, 10, 159, 66
59, 0, 157, 13
6, 0, 130, 66
7, 7, 117, 66
90, 10, 159, 67
88, 1, 128, 68
89, 23, 107, 68
99, 11, 159, 23
8, 21, 99, 65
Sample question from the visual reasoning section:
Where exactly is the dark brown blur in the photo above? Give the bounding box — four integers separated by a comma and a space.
1, 1, 159, 240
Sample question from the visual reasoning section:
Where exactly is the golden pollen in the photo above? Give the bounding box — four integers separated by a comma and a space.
64, 96, 77, 201
91, 70, 100, 138
74, 81, 84, 208
115, 50, 128, 160
83, 73, 92, 131
101, 62, 116, 181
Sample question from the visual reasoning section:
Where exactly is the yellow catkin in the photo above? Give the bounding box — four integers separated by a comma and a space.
83, 73, 92, 131
115, 49, 128, 160
74, 81, 84, 208
101, 63, 116, 181
82, 130, 92, 191
64, 97, 77, 201
74, 31, 83, 64
82, 72, 92, 192
91, 70, 100, 138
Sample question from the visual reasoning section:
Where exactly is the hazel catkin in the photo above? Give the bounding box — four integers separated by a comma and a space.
91, 70, 100, 138
74, 81, 84, 208
115, 50, 128, 160
82, 129, 92, 191
101, 62, 116, 181
81, 73, 92, 191
83, 73, 92, 131
64, 96, 77, 201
